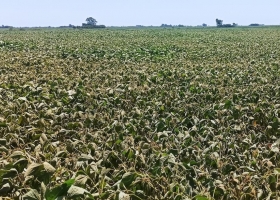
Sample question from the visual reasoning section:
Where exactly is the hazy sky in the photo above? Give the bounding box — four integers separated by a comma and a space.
1, 0, 280, 27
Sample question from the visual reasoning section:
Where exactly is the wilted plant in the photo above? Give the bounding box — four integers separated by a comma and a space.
0, 27, 280, 199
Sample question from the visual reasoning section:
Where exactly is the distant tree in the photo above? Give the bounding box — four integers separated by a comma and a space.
216, 19, 223, 26
86, 17, 97, 25
216, 19, 237, 28
202, 23, 207, 27
249, 23, 261, 26
161, 24, 172, 27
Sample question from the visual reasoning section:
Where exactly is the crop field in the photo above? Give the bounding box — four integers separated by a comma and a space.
0, 27, 280, 199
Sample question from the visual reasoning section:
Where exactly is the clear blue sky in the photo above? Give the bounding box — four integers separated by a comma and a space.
1, 0, 280, 27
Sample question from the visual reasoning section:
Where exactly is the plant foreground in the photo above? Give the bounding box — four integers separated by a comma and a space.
0, 28, 280, 199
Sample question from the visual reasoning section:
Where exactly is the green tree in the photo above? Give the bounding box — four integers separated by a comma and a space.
216, 18, 223, 26
86, 17, 97, 25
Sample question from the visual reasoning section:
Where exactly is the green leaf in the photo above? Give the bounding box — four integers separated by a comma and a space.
0, 122, 7, 127
0, 139, 6, 145
224, 100, 232, 109
0, 183, 11, 194
100, 192, 111, 199
45, 179, 75, 200
13, 158, 28, 172
195, 195, 209, 200
156, 121, 165, 132
2, 168, 18, 179
268, 175, 277, 184
222, 164, 236, 175
121, 172, 137, 187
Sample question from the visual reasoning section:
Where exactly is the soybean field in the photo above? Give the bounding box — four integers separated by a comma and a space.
0, 27, 280, 199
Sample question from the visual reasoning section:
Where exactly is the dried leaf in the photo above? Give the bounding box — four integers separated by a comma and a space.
43, 162, 56, 173
119, 191, 130, 200
25, 163, 43, 177
22, 189, 41, 200
75, 175, 88, 186
67, 185, 88, 198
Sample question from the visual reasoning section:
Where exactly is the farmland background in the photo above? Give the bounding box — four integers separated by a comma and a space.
0, 27, 280, 199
